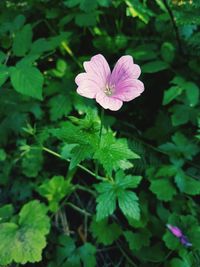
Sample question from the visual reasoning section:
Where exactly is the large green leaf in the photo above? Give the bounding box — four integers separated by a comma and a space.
0, 200, 50, 265
10, 64, 43, 100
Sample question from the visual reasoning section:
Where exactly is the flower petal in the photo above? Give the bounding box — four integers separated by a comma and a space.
76, 73, 100, 99
110, 55, 141, 85
83, 54, 111, 88
96, 91, 123, 111
113, 79, 144, 102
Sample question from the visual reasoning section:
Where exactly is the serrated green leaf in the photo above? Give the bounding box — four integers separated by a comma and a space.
10, 65, 43, 100
13, 24, 33, 56
115, 170, 142, 189
48, 94, 72, 121
37, 176, 72, 212
150, 179, 176, 201
96, 190, 116, 221
55, 235, 76, 265
124, 229, 151, 251
118, 190, 140, 220
78, 243, 96, 267
90, 217, 121, 245
94, 132, 139, 176
22, 147, 43, 178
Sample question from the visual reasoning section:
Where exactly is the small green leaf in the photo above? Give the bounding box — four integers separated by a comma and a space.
0, 65, 9, 87
161, 42, 175, 63
0, 148, 6, 161
169, 258, 190, 267
78, 243, 96, 267
75, 12, 97, 27
150, 179, 176, 201
118, 190, 140, 220
22, 147, 43, 178
142, 60, 169, 73
163, 86, 183, 105
124, 229, 151, 251
163, 231, 180, 250
37, 176, 72, 212
171, 105, 190, 126
90, 217, 122, 245
0, 204, 14, 222
13, 24, 33, 57
185, 82, 199, 107
175, 171, 200, 195
48, 94, 72, 121
10, 65, 43, 100
55, 235, 76, 265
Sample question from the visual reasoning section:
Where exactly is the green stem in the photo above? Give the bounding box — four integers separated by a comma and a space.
66, 202, 92, 216
116, 241, 138, 267
95, 108, 105, 179
75, 184, 96, 196
42, 146, 106, 181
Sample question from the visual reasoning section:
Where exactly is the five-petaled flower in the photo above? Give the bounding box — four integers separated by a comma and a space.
75, 54, 144, 111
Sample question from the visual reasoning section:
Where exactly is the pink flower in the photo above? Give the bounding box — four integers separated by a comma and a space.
75, 54, 144, 111
166, 224, 182, 238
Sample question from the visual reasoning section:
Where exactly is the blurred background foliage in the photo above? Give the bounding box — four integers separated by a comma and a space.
0, 0, 200, 266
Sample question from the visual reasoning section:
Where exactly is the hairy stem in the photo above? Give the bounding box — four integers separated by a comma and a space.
95, 108, 105, 179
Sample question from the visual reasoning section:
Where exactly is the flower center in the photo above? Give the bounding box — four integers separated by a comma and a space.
104, 84, 115, 96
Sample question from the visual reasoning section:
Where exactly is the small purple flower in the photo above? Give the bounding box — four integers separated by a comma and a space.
166, 224, 192, 247
75, 54, 144, 111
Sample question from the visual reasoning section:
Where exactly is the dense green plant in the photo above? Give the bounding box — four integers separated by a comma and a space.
0, 0, 200, 266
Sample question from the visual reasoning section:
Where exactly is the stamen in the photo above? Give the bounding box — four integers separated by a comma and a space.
104, 84, 115, 96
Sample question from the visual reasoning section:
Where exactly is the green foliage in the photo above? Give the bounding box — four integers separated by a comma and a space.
0, 0, 200, 266
95, 171, 142, 221
37, 175, 73, 212
124, 229, 151, 251
0, 200, 50, 265
94, 132, 140, 176
13, 24, 33, 57
10, 64, 44, 100
90, 217, 122, 245
49, 235, 96, 267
